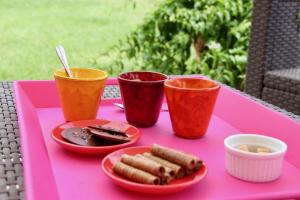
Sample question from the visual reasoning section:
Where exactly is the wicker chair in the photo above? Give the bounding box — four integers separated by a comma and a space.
245, 0, 300, 115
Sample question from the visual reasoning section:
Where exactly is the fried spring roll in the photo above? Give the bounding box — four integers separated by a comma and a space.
113, 162, 160, 185
151, 144, 197, 170
121, 154, 165, 177
143, 152, 184, 178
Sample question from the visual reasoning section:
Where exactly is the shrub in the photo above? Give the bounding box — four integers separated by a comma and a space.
98, 0, 252, 89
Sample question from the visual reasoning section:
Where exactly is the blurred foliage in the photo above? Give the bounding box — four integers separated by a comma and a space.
98, 0, 252, 89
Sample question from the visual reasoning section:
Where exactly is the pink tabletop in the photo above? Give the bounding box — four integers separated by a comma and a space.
14, 79, 300, 200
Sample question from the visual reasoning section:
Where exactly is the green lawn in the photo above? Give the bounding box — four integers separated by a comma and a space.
0, 0, 156, 80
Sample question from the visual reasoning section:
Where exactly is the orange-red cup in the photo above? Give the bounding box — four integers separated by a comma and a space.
164, 77, 220, 139
54, 68, 108, 121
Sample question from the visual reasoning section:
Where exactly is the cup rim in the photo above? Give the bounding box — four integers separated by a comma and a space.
118, 71, 168, 84
164, 77, 220, 91
54, 68, 108, 81
224, 134, 287, 158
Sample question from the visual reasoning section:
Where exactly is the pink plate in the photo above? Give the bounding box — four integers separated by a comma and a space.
51, 119, 140, 156
101, 146, 208, 195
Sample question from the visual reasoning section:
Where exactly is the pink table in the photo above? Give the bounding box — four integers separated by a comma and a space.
14, 79, 300, 200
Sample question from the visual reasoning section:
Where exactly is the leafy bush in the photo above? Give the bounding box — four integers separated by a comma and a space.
98, 0, 252, 89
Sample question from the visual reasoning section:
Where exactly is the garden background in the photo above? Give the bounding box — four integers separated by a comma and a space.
0, 0, 252, 90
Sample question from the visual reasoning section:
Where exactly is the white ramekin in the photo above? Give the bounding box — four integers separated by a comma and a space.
224, 134, 287, 182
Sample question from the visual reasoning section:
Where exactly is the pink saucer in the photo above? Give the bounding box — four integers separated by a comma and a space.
101, 146, 208, 195
51, 119, 140, 156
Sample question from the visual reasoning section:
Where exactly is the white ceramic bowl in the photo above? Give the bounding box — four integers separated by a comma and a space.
224, 134, 287, 182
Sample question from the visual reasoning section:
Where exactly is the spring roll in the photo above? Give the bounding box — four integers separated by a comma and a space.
143, 152, 184, 178
121, 154, 165, 177
151, 144, 198, 170
113, 162, 160, 185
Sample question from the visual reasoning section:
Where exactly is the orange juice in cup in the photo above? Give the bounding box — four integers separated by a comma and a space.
54, 68, 108, 121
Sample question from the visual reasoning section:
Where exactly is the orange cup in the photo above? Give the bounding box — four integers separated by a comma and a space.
54, 68, 108, 121
164, 78, 220, 139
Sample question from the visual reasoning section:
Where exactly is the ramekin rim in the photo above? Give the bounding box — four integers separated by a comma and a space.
224, 134, 287, 157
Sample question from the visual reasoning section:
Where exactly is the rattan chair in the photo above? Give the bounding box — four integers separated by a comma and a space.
245, 0, 300, 115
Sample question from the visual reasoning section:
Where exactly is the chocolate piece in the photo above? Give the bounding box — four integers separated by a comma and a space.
89, 129, 131, 143
61, 127, 104, 146
88, 125, 127, 137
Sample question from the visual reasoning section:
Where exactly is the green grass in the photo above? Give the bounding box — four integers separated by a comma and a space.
0, 0, 157, 80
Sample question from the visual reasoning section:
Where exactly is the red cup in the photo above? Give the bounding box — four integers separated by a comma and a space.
118, 71, 168, 127
164, 77, 220, 138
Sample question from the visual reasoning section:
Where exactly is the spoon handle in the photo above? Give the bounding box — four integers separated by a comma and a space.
55, 45, 73, 78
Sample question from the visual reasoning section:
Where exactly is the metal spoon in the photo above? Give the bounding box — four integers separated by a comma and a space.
113, 103, 169, 112
55, 45, 73, 78
114, 103, 125, 109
